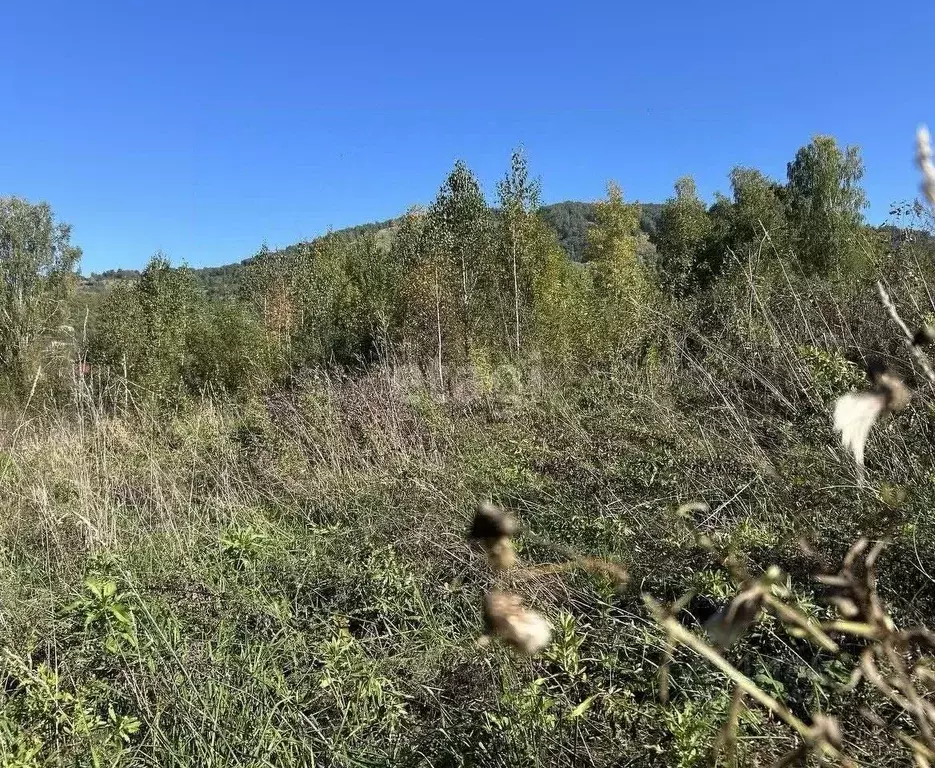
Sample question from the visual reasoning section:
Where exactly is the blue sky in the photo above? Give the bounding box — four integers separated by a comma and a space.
2, 1, 931, 274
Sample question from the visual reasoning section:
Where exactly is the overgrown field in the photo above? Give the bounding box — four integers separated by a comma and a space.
4, 133, 935, 766
2, 267, 935, 767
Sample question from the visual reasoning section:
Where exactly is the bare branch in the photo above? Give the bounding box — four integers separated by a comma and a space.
877, 281, 935, 385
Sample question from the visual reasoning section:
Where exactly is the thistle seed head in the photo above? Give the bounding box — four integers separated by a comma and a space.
469, 501, 517, 542
482, 590, 552, 655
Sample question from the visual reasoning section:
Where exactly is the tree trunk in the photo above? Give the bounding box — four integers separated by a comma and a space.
511, 220, 521, 355
460, 250, 470, 359
434, 263, 444, 389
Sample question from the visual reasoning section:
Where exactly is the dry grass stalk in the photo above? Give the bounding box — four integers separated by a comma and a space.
655, 534, 935, 765
696, 532, 838, 653
468, 500, 628, 585
655, 506, 935, 762
467, 499, 627, 657
815, 539, 935, 758
644, 594, 854, 766
483, 536, 517, 571
512, 555, 629, 588
710, 684, 745, 765
876, 281, 935, 386
704, 583, 764, 649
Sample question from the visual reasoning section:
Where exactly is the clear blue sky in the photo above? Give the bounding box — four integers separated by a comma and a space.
2, 1, 931, 274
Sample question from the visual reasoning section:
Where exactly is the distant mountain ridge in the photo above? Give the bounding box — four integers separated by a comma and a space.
82, 200, 665, 297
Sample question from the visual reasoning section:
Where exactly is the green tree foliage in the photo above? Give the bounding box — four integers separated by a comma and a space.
245, 231, 403, 369
92, 254, 202, 400
652, 177, 716, 297
524, 215, 583, 365
585, 183, 657, 355
396, 204, 463, 380
538, 202, 599, 262
245, 242, 304, 361
710, 168, 788, 258
91, 280, 145, 374
538, 201, 665, 261
185, 300, 275, 397
391, 208, 440, 370
785, 135, 869, 275
329, 233, 402, 363
0, 197, 81, 391
93, 254, 280, 401
424, 161, 495, 358
136, 255, 200, 385
69, 132, 889, 399
497, 148, 542, 355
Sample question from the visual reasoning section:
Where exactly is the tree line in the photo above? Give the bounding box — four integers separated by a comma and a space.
0, 135, 888, 404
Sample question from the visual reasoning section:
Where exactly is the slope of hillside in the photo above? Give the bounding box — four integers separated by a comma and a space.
80, 201, 664, 297
539, 201, 663, 260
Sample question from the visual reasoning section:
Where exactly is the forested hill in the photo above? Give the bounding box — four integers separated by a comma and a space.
539, 201, 663, 262
81, 201, 664, 297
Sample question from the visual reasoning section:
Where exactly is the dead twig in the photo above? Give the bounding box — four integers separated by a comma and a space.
876, 281, 935, 385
